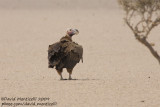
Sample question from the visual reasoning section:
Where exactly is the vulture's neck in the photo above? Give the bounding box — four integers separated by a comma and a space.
65, 35, 72, 41
60, 35, 73, 42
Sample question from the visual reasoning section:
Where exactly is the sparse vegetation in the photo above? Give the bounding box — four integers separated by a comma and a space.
118, 0, 160, 64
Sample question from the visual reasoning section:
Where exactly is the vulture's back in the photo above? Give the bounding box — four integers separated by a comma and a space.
48, 40, 83, 70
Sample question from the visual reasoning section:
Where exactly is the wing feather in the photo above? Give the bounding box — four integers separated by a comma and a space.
48, 42, 62, 68
48, 40, 83, 69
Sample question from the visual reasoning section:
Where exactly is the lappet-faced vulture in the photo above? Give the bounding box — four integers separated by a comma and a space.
48, 29, 83, 80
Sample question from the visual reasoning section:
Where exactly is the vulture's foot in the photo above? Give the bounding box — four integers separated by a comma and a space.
68, 76, 72, 80
67, 68, 73, 80
60, 76, 64, 80
57, 69, 63, 80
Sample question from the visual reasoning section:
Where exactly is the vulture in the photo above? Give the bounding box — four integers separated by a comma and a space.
48, 29, 83, 80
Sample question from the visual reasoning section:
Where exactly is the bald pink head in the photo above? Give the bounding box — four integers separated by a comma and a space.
66, 28, 79, 36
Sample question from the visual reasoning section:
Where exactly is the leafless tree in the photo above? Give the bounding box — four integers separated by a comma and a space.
118, 0, 160, 64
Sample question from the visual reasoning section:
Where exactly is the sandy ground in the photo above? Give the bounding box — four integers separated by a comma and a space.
0, 0, 160, 107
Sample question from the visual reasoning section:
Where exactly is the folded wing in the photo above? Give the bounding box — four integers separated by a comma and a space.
48, 41, 83, 70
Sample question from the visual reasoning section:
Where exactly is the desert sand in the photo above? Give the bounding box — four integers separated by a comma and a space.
0, 0, 160, 107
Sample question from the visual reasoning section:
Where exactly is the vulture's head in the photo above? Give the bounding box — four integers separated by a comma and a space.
66, 28, 79, 37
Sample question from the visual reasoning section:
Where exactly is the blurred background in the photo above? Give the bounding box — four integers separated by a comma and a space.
0, 0, 160, 107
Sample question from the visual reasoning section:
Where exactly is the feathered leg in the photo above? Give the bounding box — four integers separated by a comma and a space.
56, 69, 63, 80
67, 68, 73, 80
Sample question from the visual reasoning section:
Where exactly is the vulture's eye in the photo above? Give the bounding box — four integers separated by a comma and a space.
75, 29, 79, 32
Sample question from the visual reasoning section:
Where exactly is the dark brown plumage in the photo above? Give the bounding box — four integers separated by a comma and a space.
48, 29, 83, 80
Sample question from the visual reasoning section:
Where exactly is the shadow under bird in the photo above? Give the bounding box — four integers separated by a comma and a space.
48, 29, 83, 80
